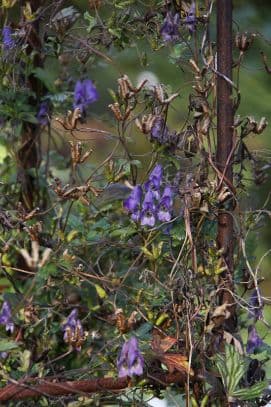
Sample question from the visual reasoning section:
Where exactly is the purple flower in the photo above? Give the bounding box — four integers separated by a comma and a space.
160, 12, 180, 43
117, 336, 144, 378
63, 309, 85, 351
246, 326, 264, 354
37, 101, 50, 126
145, 164, 163, 199
185, 2, 196, 34
140, 190, 156, 227
0, 301, 14, 333
248, 289, 263, 321
73, 79, 99, 115
124, 185, 143, 222
150, 117, 170, 144
157, 186, 173, 222
2, 26, 15, 50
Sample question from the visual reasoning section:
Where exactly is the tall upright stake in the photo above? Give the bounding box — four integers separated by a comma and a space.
216, 0, 235, 325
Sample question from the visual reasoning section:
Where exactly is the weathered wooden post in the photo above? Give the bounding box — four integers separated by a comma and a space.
216, 0, 235, 326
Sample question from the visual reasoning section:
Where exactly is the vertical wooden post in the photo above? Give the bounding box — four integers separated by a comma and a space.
216, 0, 235, 324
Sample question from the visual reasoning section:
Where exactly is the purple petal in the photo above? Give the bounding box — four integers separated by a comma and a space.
160, 12, 180, 43
246, 326, 264, 354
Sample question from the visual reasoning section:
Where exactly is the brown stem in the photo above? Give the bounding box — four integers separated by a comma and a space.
0, 372, 190, 401
216, 0, 236, 328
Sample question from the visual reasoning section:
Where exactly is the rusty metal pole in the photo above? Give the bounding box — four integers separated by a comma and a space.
216, 0, 235, 324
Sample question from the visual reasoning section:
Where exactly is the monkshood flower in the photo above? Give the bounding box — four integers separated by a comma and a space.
2, 26, 15, 50
160, 12, 180, 43
63, 309, 85, 351
73, 79, 99, 115
117, 336, 144, 378
37, 101, 50, 126
157, 186, 173, 222
123, 185, 142, 222
145, 164, 163, 199
141, 190, 156, 227
248, 289, 263, 321
246, 325, 264, 354
185, 2, 197, 34
0, 301, 14, 333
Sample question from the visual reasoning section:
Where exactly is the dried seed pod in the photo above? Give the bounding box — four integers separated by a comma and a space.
235, 32, 255, 52
255, 117, 268, 134
108, 102, 123, 121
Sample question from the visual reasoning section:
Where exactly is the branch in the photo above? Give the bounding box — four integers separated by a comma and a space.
0, 372, 191, 402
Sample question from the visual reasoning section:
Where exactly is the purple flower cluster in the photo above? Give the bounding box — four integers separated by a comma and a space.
0, 301, 14, 333
124, 165, 174, 227
160, 12, 180, 43
73, 79, 99, 116
185, 2, 197, 34
63, 309, 85, 351
2, 26, 15, 50
117, 336, 144, 378
160, 3, 197, 42
37, 101, 50, 126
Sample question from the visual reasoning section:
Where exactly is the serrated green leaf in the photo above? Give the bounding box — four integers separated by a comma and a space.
232, 381, 267, 401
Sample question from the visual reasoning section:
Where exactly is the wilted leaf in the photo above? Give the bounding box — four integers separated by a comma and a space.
151, 334, 177, 353
159, 353, 194, 376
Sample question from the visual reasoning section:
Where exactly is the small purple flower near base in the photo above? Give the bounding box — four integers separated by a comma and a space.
185, 2, 197, 34
117, 336, 144, 378
160, 12, 180, 43
73, 79, 99, 116
157, 186, 173, 222
246, 325, 264, 354
0, 301, 14, 333
141, 190, 156, 227
63, 309, 85, 351
2, 26, 15, 50
37, 102, 50, 126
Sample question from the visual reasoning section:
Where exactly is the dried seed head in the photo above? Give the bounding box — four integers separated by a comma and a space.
256, 117, 268, 134
108, 102, 123, 121
235, 32, 255, 52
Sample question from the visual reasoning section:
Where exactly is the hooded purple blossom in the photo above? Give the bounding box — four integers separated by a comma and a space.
248, 289, 263, 321
124, 185, 143, 222
73, 79, 99, 115
2, 26, 15, 50
145, 164, 163, 199
0, 301, 14, 333
160, 12, 180, 43
37, 101, 50, 126
117, 336, 144, 378
246, 325, 264, 354
185, 2, 197, 34
157, 186, 173, 222
63, 309, 85, 351
140, 190, 156, 227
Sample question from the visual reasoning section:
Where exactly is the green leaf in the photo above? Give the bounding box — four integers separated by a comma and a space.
95, 284, 107, 299
84, 11, 97, 32
0, 339, 19, 352
32, 67, 56, 93
232, 381, 268, 401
